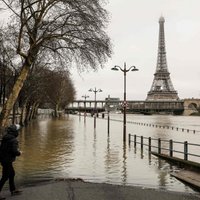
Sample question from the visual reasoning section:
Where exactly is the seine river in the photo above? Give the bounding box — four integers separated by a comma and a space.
13, 113, 200, 193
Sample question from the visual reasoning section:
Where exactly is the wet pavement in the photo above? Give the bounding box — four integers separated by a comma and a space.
1, 179, 200, 200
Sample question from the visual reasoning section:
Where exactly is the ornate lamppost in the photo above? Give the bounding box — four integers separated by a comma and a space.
111, 62, 138, 143
89, 87, 102, 128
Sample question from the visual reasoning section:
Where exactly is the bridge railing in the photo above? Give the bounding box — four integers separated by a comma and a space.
128, 134, 200, 163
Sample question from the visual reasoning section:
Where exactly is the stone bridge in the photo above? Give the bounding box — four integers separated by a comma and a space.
66, 99, 200, 116
183, 98, 200, 115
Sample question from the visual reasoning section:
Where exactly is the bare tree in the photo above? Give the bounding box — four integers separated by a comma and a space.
43, 69, 75, 117
17, 63, 47, 125
0, 29, 17, 106
0, 0, 112, 129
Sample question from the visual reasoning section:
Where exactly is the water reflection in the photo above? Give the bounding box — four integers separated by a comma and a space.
92, 129, 97, 174
148, 152, 152, 165
153, 115, 172, 138
16, 117, 75, 184
104, 136, 121, 183
121, 143, 127, 184
11, 114, 199, 194
157, 158, 169, 189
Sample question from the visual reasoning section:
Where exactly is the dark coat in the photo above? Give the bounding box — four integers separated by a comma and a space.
0, 128, 21, 163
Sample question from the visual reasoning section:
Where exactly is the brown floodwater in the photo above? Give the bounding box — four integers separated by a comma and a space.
9, 113, 200, 193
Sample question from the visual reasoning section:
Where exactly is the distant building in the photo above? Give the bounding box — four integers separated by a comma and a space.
104, 97, 121, 112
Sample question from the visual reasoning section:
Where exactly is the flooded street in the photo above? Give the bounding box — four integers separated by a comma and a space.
13, 114, 200, 193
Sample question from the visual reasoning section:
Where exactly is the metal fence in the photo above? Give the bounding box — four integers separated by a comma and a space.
128, 134, 200, 162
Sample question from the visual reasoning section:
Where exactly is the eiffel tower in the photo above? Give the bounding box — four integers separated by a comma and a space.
146, 16, 179, 100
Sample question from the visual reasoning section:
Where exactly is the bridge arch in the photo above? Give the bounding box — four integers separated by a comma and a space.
183, 99, 200, 115
188, 103, 198, 109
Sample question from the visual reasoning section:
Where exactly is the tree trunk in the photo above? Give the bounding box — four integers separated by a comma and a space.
20, 101, 27, 126
32, 103, 39, 119
0, 63, 30, 133
12, 102, 16, 124
54, 104, 59, 118
29, 102, 38, 120
24, 103, 31, 125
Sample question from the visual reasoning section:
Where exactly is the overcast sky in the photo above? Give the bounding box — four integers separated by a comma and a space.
72, 0, 200, 101
1, 1, 200, 101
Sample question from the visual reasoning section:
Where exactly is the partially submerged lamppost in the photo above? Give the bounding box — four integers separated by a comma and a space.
88, 87, 102, 128
111, 63, 138, 143
82, 95, 89, 122
107, 95, 110, 136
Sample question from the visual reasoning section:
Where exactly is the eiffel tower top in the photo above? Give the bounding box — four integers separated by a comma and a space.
157, 16, 168, 72
159, 16, 165, 22
146, 17, 179, 101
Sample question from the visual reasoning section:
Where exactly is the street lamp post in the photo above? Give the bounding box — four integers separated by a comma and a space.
107, 95, 110, 136
111, 62, 138, 143
89, 87, 102, 129
82, 95, 89, 122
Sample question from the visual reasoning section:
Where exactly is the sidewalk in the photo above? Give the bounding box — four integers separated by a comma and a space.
1, 179, 200, 200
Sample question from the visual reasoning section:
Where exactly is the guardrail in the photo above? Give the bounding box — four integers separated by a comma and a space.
104, 117, 200, 134
127, 121, 199, 134
128, 134, 200, 162
70, 112, 200, 134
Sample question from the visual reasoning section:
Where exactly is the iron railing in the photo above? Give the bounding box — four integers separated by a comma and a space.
128, 134, 200, 162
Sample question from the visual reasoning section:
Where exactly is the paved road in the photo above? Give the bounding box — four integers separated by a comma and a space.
1, 179, 200, 200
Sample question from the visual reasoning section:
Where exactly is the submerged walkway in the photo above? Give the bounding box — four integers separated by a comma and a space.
171, 170, 200, 191
1, 179, 200, 200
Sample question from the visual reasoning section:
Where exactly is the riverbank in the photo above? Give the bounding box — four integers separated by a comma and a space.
1, 179, 200, 200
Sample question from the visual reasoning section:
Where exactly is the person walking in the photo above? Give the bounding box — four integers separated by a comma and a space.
0, 124, 22, 199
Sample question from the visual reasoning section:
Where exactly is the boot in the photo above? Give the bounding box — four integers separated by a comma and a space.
11, 190, 22, 196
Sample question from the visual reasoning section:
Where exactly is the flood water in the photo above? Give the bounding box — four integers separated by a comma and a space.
12, 113, 200, 193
